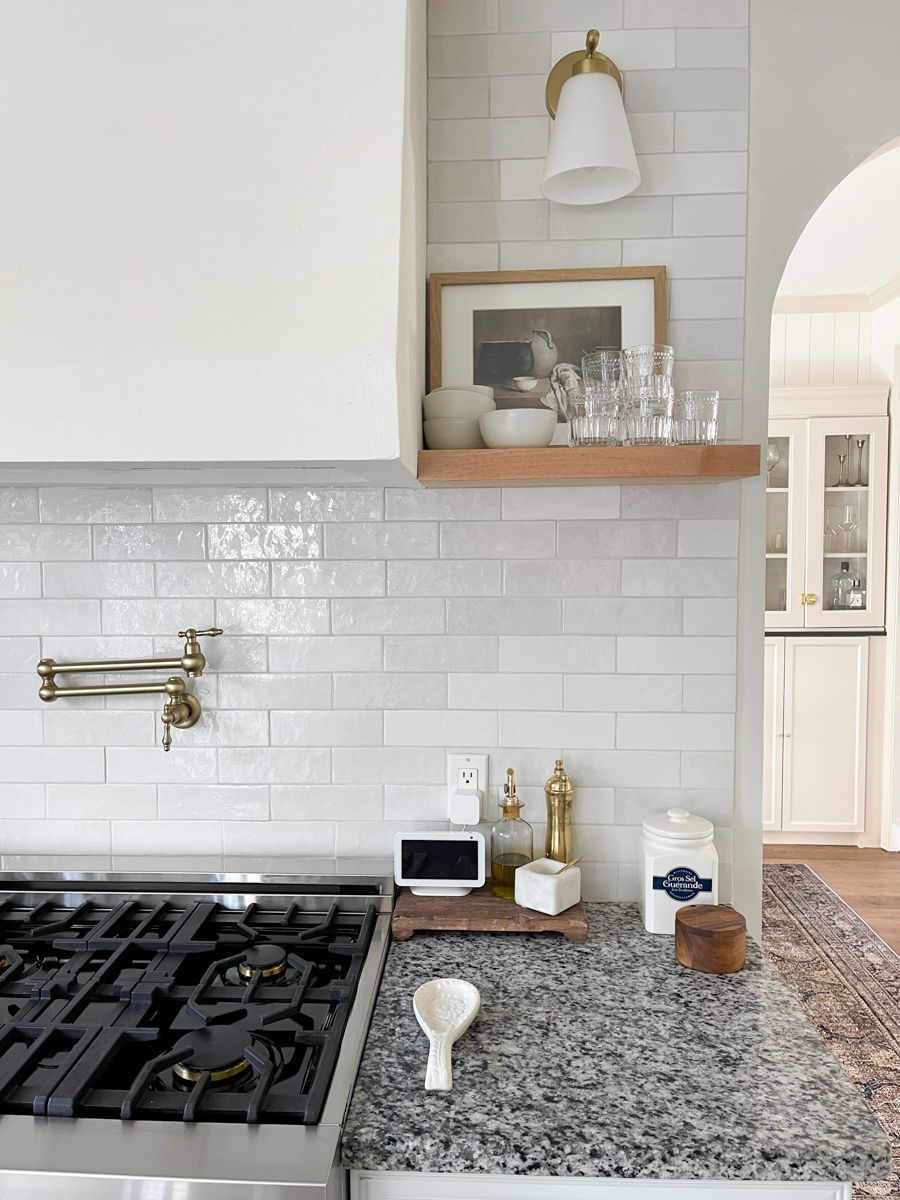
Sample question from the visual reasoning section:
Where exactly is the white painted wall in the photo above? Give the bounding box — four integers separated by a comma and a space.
0, 0, 422, 479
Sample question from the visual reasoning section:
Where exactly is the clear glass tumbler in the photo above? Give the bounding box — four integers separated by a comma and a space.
622, 343, 674, 384
563, 387, 619, 447
672, 391, 719, 444
621, 387, 673, 446
582, 349, 622, 389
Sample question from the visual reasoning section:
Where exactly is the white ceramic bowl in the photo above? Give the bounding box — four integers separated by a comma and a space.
423, 390, 496, 420
513, 376, 538, 392
479, 408, 557, 448
423, 417, 487, 450
429, 384, 494, 399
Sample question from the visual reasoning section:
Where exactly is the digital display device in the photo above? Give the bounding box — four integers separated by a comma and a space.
394, 831, 486, 896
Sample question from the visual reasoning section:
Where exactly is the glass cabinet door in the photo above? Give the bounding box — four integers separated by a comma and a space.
765, 420, 808, 630
804, 416, 887, 629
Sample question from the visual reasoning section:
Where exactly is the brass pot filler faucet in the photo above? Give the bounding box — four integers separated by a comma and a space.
36, 628, 223, 750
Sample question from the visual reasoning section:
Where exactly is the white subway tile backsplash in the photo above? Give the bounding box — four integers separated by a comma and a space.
335, 820, 447, 858
330, 598, 442, 636
429, 0, 499, 36
268, 637, 382, 673
112, 820, 222, 855
683, 598, 738, 636
219, 747, 330, 785
551, 29, 674, 69
0, 637, 40, 671
625, 0, 747, 26
102, 599, 214, 635
271, 785, 382, 821
384, 709, 498, 746
623, 68, 747, 112
669, 317, 744, 360
427, 242, 501, 272
156, 562, 270, 598
218, 674, 332, 710
429, 198, 548, 242
271, 711, 382, 747
0, 600, 100, 636
388, 560, 501, 596
429, 79, 492, 122
672, 193, 747, 237
0, 712, 42, 744
270, 489, 384, 524
489, 75, 546, 117
386, 489, 500, 522
94, 524, 206, 561
678, 520, 739, 558
39, 489, 152, 524
170, 711, 270, 747
209, 524, 321, 561
500, 636, 615, 674
429, 33, 551, 78
635, 152, 747, 196
622, 483, 741, 520
669, 278, 744, 320
441, 521, 555, 558
448, 672, 562, 710
47, 784, 155, 820
448, 597, 561, 634
500, 240, 622, 269
43, 710, 156, 746
622, 558, 738, 596
503, 559, 620, 597
564, 597, 682, 635
384, 636, 498, 672
43, 562, 154, 599
674, 110, 748, 152
499, 159, 546, 201
501, 487, 620, 521
615, 786, 733, 826
499, 0, 623, 33
617, 636, 736, 674
430, 159, 500, 201
325, 523, 438, 561
106, 748, 216, 784
158, 786, 269, 821
617, 712, 734, 750
682, 675, 736, 712
0, 564, 40, 598
565, 674, 682, 711
429, 116, 549, 161
216, 599, 328, 636
384, 785, 448, 822
557, 519, 676, 558
500, 711, 615, 749
333, 747, 446, 785
622, 235, 746, 277
681, 751, 734, 789
549, 195, 672, 239
564, 749, 680, 788
272, 561, 385, 598
0, 525, 91, 561
1, 820, 110, 854
628, 112, 675, 153
676, 27, 748, 68
334, 673, 447, 710
0, 489, 38, 523
153, 489, 266, 523
221, 821, 336, 857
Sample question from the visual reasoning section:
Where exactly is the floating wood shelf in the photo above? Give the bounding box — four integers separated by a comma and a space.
418, 444, 761, 488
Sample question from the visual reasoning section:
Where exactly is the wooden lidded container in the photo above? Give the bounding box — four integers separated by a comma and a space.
675, 904, 746, 974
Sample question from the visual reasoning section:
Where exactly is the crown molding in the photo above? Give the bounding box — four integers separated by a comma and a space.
773, 273, 900, 314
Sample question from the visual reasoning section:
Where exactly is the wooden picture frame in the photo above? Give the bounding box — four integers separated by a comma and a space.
428, 266, 667, 394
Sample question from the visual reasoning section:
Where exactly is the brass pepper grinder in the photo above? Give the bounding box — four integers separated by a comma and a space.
544, 759, 574, 863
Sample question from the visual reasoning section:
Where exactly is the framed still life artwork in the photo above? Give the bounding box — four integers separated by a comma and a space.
428, 267, 667, 420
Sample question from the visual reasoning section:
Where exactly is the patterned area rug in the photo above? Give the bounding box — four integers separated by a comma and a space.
763, 862, 900, 1199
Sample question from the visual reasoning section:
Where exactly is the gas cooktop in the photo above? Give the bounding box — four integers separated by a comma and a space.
0, 883, 379, 1126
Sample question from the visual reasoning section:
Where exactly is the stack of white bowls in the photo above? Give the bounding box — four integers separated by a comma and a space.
423, 386, 495, 449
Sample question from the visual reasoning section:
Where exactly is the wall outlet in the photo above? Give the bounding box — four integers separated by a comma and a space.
447, 753, 488, 824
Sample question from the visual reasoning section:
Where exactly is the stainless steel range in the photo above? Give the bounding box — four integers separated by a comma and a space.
0, 864, 394, 1200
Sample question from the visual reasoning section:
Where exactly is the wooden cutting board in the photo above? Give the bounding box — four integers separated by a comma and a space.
391, 883, 589, 944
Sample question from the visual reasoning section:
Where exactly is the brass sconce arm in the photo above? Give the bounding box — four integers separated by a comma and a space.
36, 627, 220, 751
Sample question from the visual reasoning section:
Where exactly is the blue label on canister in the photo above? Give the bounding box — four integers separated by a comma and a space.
652, 867, 712, 902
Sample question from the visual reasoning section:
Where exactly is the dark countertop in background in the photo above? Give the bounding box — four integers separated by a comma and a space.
342, 903, 890, 1182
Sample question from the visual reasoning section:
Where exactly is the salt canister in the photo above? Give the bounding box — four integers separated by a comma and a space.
640, 807, 718, 935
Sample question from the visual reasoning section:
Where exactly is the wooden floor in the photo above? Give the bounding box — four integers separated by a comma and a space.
764, 845, 900, 953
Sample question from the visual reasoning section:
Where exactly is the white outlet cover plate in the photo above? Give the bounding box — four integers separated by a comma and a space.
447, 753, 488, 814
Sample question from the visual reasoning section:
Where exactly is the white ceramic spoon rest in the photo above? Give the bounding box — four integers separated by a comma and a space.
413, 978, 480, 1092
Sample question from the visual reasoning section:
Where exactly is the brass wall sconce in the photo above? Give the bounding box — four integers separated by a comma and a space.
37, 627, 222, 750
541, 29, 640, 205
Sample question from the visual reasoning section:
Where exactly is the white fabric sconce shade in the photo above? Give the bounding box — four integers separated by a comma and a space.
541, 37, 641, 206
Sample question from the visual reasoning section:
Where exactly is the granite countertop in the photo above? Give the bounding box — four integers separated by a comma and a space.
342, 903, 891, 1182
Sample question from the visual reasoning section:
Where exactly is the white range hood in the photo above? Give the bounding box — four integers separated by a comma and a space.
0, 0, 425, 485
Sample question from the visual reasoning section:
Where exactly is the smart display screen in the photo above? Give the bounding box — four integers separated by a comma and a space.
400, 839, 479, 881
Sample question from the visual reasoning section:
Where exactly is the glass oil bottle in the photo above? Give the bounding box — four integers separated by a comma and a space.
490, 768, 533, 899
545, 758, 574, 863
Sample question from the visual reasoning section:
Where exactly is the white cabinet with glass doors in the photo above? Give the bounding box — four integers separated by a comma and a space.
766, 389, 888, 631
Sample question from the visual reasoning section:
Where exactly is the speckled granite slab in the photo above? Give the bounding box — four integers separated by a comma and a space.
342, 903, 891, 1182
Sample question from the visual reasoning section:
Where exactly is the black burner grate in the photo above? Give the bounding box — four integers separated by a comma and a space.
0, 896, 375, 1125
